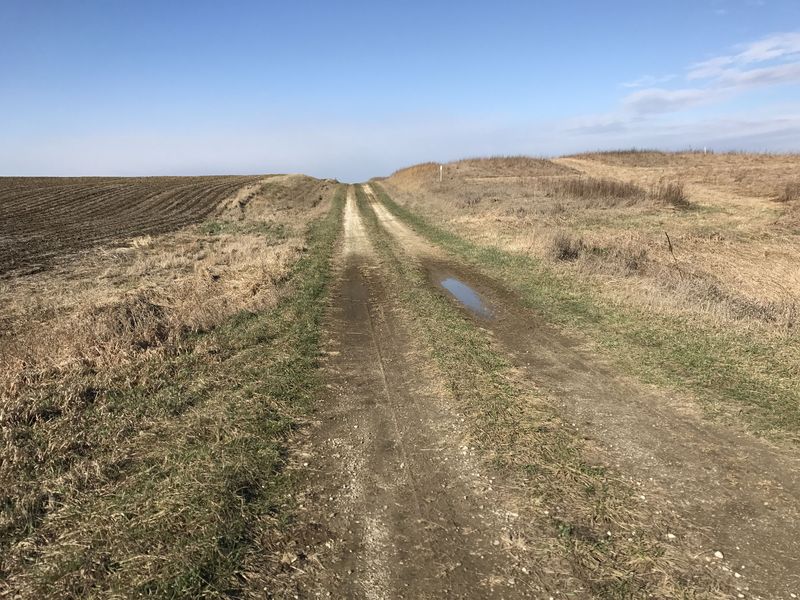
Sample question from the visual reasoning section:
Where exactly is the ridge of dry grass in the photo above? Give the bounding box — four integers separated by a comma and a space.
389, 155, 577, 183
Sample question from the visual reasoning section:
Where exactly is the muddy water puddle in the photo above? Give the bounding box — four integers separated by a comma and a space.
439, 277, 492, 318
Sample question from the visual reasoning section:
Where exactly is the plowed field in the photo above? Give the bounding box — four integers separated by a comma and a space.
0, 176, 260, 275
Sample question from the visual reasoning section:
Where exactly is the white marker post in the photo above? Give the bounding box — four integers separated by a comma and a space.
439, 164, 443, 183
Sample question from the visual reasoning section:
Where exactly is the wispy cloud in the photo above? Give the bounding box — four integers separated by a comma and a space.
621, 74, 675, 88
688, 31, 800, 79
620, 31, 800, 115
622, 88, 717, 114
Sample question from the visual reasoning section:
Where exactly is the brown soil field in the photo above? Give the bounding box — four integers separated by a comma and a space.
0, 175, 263, 277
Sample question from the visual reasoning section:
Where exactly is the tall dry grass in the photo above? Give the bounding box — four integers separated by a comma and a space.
0, 235, 299, 399
775, 181, 800, 203
538, 176, 690, 208
572, 149, 800, 200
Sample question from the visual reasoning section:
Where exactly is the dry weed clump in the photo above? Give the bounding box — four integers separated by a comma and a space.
775, 181, 800, 203
650, 180, 690, 208
542, 176, 646, 206
548, 230, 585, 261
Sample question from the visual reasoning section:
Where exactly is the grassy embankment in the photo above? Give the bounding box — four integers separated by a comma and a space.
0, 186, 345, 598
369, 182, 800, 442
354, 185, 725, 599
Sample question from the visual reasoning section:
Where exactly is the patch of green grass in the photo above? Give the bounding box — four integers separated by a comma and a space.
370, 182, 800, 441
3, 187, 346, 598
355, 185, 723, 598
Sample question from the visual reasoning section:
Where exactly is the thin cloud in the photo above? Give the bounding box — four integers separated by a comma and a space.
688, 31, 800, 79
620, 31, 800, 115
718, 61, 800, 87
621, 74, 675, 88
622, 88, 717, 115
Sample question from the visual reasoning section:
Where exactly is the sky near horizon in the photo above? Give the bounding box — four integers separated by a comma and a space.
2, 1, 800, 181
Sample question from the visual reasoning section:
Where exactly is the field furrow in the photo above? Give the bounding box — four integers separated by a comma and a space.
0, 176, 262, 276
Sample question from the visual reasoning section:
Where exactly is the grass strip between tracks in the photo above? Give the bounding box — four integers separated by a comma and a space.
368, 183, 800, 442
355, 185, 726, 599
4, 186, 345, 598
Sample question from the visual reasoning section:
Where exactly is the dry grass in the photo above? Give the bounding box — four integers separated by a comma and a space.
0, 176, 332, 399
0, 175, 340, 596
650, 180, 690, 207
571, 149, 800, 199
540, 176, 690, 209
544, 176, 645, 204
382, 152, 800, 332
775, 181, 800, 203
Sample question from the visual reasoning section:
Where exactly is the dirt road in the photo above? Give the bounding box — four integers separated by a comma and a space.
279, 185, 800, 599
286, 188, 581, 598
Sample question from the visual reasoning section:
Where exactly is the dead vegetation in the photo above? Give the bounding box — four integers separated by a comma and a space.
570, 148, 800, 200
0, 175, 340, 595
538, 176, 690, 209
544, 176, 645, 205
382, 152, 800, 333
775, 181, 800, 203
0, 176, 332, 396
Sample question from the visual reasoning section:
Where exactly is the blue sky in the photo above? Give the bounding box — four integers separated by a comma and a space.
2, 0, 800, 181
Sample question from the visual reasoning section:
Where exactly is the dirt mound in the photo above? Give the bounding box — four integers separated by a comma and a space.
390, 156, 575, 188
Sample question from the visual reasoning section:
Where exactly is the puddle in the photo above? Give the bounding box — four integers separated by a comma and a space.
439, 277, 492, 318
